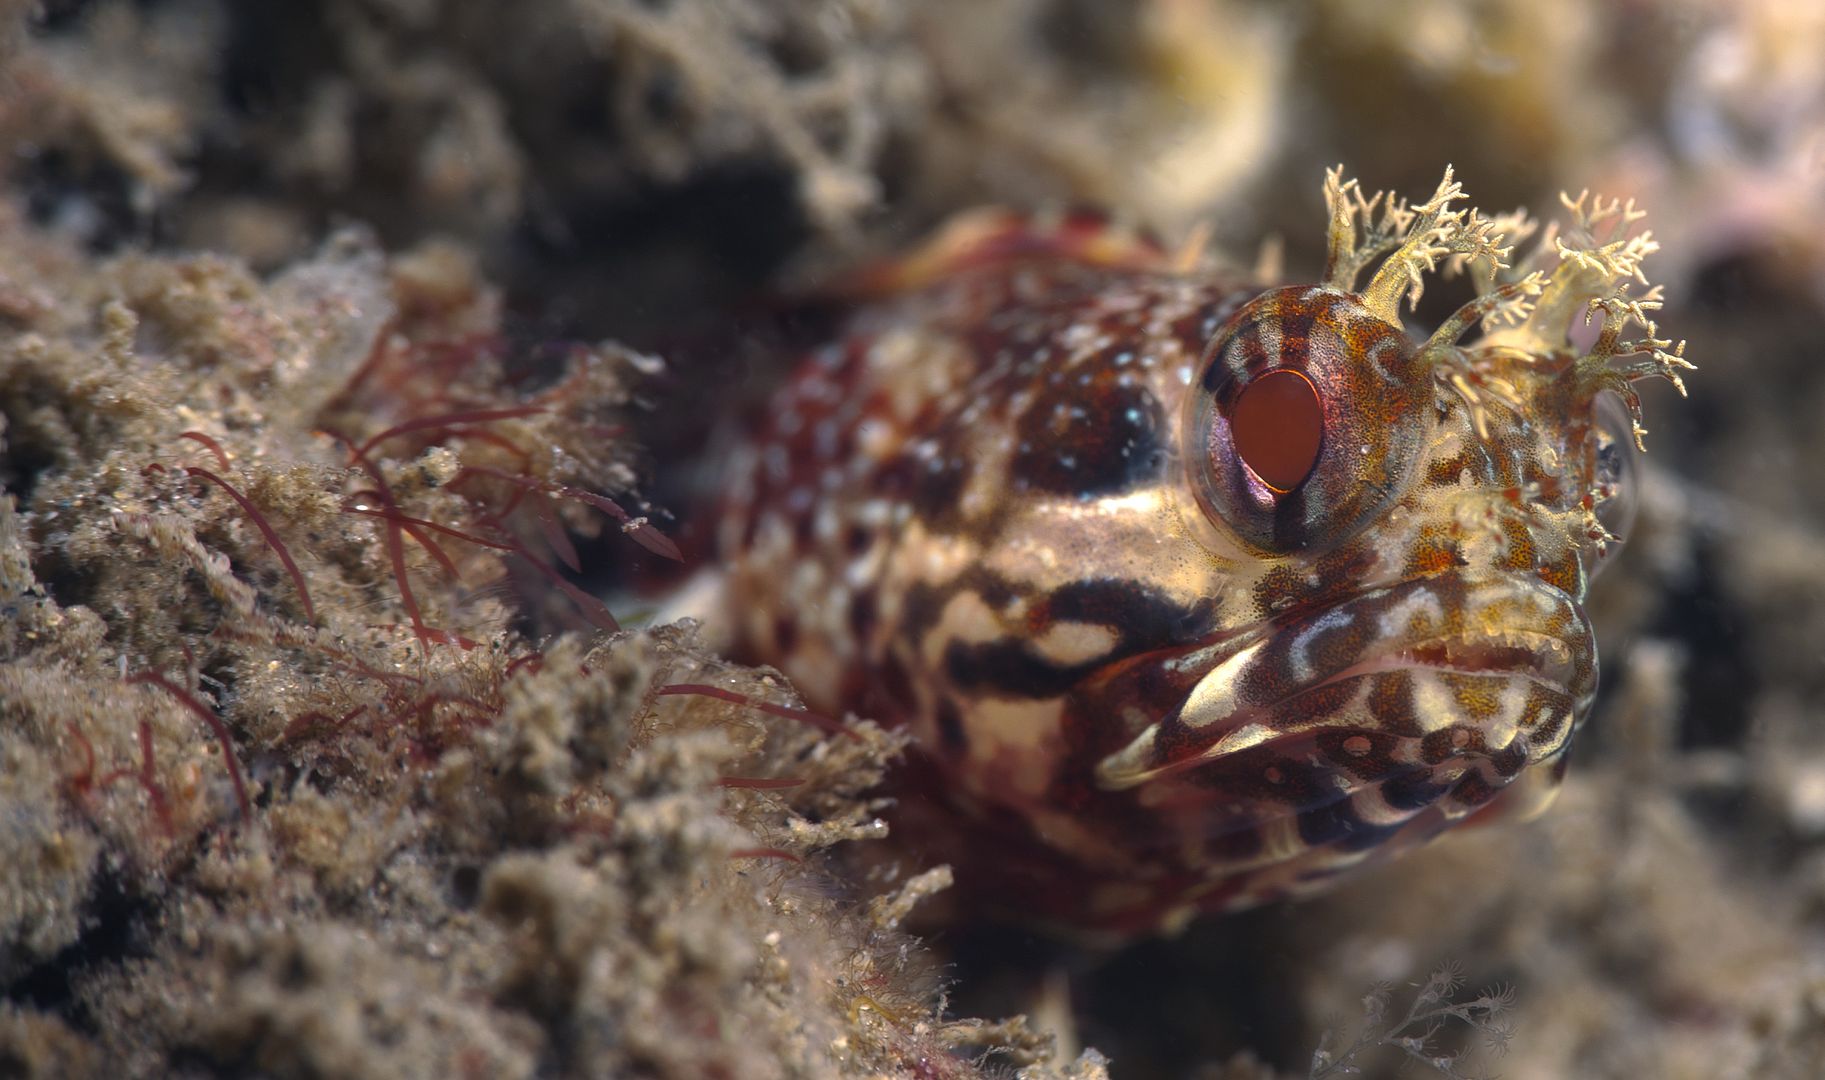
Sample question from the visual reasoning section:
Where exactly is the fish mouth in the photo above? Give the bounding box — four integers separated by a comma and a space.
1093, 570, 1595, 791
1308, 622, 1580, 697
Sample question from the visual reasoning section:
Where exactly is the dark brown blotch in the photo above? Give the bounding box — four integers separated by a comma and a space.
1035, 579, 1216, 646
875, 649, 916, 709
1273, 304, 1318, 366
1013, 362, 1164, 498
935, 699, 967, 754
847, 589, 875, 642
1526, 694, 1571, 747
1298, 796, 1401, 852
899, 582, 950, 638
944, 638, 1099, 699
1217, 752, 1329, 807
1381, 768, 1450, 811
908, 450, 971, 520
1489, 741, 1529, 778
1202, 818, 1265, 864
1241, 615, 1375, 706
1421, 725, 1488, 764
1449, 772, 1500, 810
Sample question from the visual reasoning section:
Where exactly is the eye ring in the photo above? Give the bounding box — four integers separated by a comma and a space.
1186, 286, 1434, 555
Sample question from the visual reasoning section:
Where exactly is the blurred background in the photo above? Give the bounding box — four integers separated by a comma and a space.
3, 1, 1824, 1076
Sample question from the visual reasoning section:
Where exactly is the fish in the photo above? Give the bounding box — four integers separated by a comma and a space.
708, 168, 1692, 937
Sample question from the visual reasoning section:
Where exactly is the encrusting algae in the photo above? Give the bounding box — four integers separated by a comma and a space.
0, 202, 1107, 1078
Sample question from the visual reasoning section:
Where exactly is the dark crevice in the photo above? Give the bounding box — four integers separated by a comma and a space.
941, 904, 1310, 1075
1, 869, 162, 1028
0, 432, 59, 509
504, 163, 808, 346
1655, 540, 1757, 750
19, 149, 161, 253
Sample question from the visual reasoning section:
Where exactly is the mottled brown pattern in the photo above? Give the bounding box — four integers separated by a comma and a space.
1012, 358, 1165, 497
713, 172, 1688, 936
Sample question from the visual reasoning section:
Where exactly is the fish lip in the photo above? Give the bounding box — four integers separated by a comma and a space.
1268, 569, 1592, 698
1094, 569, 1594, 791
1307, 622, 1584, 698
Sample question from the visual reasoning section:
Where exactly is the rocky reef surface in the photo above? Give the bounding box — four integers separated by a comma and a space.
3, 3, 1824, 1077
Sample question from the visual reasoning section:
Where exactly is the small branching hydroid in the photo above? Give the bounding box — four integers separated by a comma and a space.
1309, 964, 1518, 1080
1324, 166, 1515, 321
1320, 166, 1694, 451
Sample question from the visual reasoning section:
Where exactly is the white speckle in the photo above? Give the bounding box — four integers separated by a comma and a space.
856, 418, 892, 459
1031, 622, 1121, 665
1175, 641, 1266, 730
1257, 318, 1283, 365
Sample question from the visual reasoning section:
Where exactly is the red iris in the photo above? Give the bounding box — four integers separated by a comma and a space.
1230, 369, 1323, 493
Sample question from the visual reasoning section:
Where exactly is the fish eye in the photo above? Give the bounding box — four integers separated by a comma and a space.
1187, 286, 1434, 554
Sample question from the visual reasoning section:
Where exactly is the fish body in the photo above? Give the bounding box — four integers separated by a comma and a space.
714, 172, 1689, 936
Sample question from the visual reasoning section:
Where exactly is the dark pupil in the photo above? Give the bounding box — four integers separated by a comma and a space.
1229, 369, 1324, 493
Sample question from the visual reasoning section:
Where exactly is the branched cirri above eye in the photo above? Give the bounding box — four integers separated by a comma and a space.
1358, 172, 1698, 485
1185, 166, 1695, 559
1324, 168, 1696, 454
